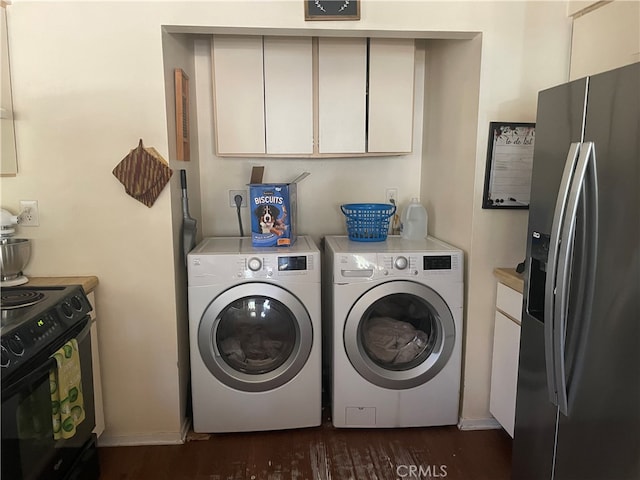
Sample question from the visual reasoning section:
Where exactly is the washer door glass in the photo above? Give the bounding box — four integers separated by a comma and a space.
198, 283, 313, 392
217, 296, 295, 375
344, 281, 456, 390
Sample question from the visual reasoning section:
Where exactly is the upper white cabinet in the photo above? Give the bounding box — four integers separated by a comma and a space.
1, 5, 17, 176
368, 38, 415, 153
211, 35, 416, 158
264, 37, 314, 155
212, 35, 265, 156
212, 36, 313, 156
570, 0, 640, 80
317, 37, 367, 154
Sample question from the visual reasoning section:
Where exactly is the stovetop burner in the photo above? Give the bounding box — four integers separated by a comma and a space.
1, 290, 45, 310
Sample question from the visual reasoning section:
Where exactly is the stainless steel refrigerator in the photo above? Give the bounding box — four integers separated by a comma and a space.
512, 62, 639, 480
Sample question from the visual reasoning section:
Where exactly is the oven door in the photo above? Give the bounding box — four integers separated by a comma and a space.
1, 316, 95, 480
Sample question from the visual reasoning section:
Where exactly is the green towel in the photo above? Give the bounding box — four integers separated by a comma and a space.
50, 339, 85, 439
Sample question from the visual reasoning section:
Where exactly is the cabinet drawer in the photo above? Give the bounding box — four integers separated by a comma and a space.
496, 282, 523, 323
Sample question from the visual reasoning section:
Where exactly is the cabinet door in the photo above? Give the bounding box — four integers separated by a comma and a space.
490, 310, 521, 437
368, 38, 415, 153
570, 1, 640, 80
1, 6, 17, 176
264, 37, 314, 155
317, 37, 367, 154
212, 36, 265, 155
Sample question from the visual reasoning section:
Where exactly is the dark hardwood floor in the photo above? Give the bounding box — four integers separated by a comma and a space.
98, 414, 512, 480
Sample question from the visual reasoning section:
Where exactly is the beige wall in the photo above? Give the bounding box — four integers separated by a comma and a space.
161, 31, 201, 445
1, 1, 571, 443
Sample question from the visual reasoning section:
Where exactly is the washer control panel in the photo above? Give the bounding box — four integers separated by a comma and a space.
236, 254, 316, 279
187, 236, 321, 285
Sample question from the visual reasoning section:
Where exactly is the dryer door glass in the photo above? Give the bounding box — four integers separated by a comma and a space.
216, 296, 296, 375
359, 293, 438, 371
344, 280, 456, 390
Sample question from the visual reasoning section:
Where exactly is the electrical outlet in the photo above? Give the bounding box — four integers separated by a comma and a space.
385, 188, 398, 205
228, 190, 248, 208
19, 200, 40, 226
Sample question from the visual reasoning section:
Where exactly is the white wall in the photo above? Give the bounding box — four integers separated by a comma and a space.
161, 30, 201, 445
2, 1, 572, 443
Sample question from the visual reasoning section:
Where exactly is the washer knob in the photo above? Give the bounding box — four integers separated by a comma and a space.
394, 256, 408, 270
248, 257, 262, 272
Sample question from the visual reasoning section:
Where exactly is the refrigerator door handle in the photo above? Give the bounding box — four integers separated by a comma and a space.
545, 142, 581, 406
554, 141, 597, 416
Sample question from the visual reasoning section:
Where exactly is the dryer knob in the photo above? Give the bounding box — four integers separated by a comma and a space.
394, 256, 408, 270
248, 257, 262, 272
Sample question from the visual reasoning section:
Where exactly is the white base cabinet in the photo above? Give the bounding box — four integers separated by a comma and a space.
490, 281, 522, 437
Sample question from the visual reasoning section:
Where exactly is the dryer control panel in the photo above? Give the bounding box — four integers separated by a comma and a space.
378, 252, 462, 283
236, 253, 318, 280
379, 254, 422, 276
326, 235, 463, 285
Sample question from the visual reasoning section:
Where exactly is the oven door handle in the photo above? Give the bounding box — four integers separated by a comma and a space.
2, 357, 58, 398
74, 317, 91, 343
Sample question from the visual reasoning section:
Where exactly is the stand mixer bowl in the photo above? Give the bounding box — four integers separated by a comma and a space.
0, 238, 32, 281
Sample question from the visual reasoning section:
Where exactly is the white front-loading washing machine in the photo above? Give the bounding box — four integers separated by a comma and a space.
187, 236, 321, 432
324, 235, 464, 428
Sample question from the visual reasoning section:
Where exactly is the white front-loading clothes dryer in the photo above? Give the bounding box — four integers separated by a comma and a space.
324, 235, 464, 428
187, 236, 321, 433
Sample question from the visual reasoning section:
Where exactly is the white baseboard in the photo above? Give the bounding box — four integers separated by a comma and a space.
97, 417, 191, 447
457, 417, 502, 431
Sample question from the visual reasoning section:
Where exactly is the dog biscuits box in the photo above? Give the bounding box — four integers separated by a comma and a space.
249, 183, 296, 247
249, 171, 309, 247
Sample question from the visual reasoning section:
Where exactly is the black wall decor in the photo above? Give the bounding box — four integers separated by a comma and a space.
305, 0, 360, 20
482, 122, 535, 209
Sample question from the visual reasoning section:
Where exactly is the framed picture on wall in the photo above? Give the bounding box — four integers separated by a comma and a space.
482, 122, 535, 209
305, 0, 360, 21
174, 68, 190, 161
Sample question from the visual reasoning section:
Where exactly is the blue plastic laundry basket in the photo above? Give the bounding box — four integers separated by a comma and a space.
340, 203, 396, 242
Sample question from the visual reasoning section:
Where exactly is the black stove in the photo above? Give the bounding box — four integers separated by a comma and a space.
1, 285, 99, 480
0, 285, 93, 381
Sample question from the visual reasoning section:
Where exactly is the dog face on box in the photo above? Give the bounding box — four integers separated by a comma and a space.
250, 184, 294, 247
255, 204, 286, 235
